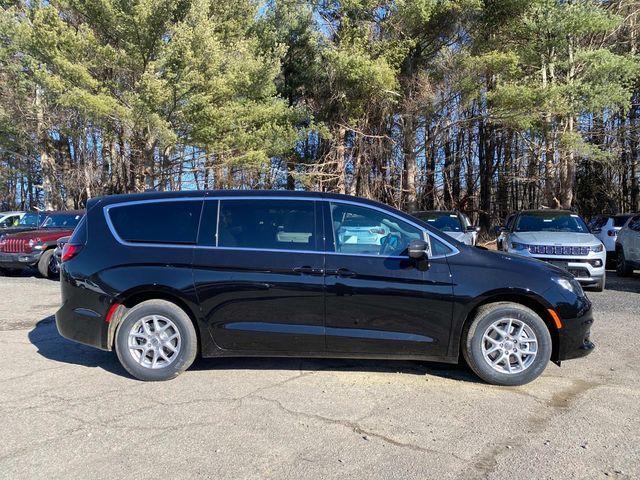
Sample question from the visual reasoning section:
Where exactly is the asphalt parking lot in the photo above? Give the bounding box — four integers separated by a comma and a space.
1, 271, 639, 479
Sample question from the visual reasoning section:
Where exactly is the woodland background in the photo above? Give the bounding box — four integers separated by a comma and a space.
2, 0, 640, 231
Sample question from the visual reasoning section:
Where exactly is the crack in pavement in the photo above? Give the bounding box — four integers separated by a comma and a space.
250, 394, 470, 462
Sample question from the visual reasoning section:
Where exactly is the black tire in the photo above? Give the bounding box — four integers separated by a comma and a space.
115, 299, 198, 381
0, 267, 21, 276
616, 248, 632, 277
37, 249, 57, 278
591, 274, 605, 292
462, 302, 552, 386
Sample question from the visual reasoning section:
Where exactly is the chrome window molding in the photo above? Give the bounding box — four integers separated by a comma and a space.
103, 194, 460, 259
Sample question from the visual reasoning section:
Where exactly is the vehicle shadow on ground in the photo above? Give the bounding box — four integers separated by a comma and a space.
191, 356, 482, 384
28, 315, 127, 377
28, 315, 480, 383
603, 271, 640, 293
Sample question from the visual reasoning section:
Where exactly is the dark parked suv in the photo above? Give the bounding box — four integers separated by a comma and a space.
56, 191, 594, 385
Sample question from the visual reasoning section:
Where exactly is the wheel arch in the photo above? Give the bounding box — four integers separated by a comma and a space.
455, 290, 560, 363
108, 286, 203, 353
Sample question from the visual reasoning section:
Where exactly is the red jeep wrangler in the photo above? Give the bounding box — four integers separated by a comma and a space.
0, 210, 84, 278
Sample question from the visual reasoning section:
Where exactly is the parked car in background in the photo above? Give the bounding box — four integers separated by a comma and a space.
0, 211, 49, 236
0, 211, 24, 230
53, 235, 70, 276
0, 211, 84, 278
411, 210, 479, 245
588, 214, 633, 266
496, 213, 515, 250
615, 213, 640, 277
502, 210, 606, 291
56, 191, 594, 386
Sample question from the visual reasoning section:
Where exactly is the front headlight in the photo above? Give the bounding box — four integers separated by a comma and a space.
553, 277, 584, 297
590, 243, 604, 253
511, 242, 528, 251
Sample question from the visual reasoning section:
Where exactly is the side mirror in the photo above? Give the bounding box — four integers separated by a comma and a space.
467, 225, 480, 233
494, 226, 506, 234
408, 239, 429, 259
590, 228, 601, 234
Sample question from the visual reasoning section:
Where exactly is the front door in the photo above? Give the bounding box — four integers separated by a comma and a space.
323, 201, 454, 358
193, 197, 326, 353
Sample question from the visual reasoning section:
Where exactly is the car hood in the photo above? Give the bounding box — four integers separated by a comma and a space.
3, 228, 75, 242
511, 231, 598, 246
468, 245, 570, 278
444, 231, 466, 242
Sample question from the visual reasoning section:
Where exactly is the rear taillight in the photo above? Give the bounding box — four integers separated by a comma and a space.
61, 244, 82, 262
607, 230, 617, 237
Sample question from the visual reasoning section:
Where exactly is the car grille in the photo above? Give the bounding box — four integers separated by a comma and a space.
1, 238, 29, 253
528, 245, 590, 256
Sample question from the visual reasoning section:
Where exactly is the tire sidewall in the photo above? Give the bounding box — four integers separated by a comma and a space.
115, 301, 198, 381
465, 304, 552, 386
38, 249, 55, 278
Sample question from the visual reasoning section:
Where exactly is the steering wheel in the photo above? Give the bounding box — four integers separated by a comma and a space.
379, 233, 401, 256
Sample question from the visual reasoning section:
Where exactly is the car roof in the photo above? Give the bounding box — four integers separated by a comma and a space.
0, 211, 24, 216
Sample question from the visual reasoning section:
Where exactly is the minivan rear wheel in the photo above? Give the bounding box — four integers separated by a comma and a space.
463, 302, 552, 386
115, 300, 198, 381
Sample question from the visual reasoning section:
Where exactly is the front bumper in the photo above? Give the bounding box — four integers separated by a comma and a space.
557, 301, 595, 361
0, 250, 42, 269
507, 248, 606, 285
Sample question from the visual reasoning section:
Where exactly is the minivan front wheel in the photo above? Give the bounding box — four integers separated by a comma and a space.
115, 300, 198, 381
463, 302, 552, 386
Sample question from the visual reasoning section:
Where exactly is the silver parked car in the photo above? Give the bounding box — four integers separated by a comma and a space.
502, 210, 607, 291
411, 211, 479, 246
615, 213, 640, 277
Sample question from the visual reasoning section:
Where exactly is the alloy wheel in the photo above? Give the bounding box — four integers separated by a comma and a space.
128, 315, 182, 369
481, 318, 538, 375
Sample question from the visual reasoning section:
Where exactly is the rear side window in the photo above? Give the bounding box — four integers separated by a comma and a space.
613, 215, 631, 227
217, 200, 317, 251
108, 200, 202, 244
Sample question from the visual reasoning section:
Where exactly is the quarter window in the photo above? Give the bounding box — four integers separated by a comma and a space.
217, 200, 317, 251
108, 200, 202, 244
330, 203, 423, 256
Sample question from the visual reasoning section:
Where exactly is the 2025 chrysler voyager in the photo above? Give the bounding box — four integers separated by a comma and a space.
56, 191, 594, 385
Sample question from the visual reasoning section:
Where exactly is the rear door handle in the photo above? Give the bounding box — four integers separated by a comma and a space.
326, 268, 356, 277
293, 266, 324, 276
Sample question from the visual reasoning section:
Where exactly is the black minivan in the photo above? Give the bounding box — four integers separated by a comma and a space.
56, 190, 594, 385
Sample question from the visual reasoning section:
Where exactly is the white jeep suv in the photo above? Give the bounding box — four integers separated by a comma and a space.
502, 210, 607, 291
615, 214, 640, 277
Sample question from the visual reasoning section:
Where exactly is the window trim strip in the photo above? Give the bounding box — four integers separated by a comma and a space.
102, 195, 460, 259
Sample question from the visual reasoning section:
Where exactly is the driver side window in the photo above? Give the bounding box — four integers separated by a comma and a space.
329, 203, 423, 256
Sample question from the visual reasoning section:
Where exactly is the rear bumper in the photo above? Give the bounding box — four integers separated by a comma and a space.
55, 304, 110, 350
557, 302, 595, 361
55, 267, 113, 351
0, 251, 42, 269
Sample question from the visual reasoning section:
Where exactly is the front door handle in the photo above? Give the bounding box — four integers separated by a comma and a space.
326, 268, 356, 277
293, 266, 324, 276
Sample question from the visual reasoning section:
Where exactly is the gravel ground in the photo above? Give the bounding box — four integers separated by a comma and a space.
0, 269, 639, 479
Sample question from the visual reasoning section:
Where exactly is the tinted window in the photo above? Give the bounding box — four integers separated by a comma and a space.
588, 216, 606, 229
331, 203, 422, 256
109, 201, 202, 244
218, 200, 317, 251
514, 212, 589, 233
430, 235, 452, 256
42, 213, 83, 229
613, 215, 632, 227
413, 212, 462, 232
19, 212, 42, 226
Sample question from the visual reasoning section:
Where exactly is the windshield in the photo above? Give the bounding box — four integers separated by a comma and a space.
414, 212, 462, 232
41, 213, 82, 229
18, 212, 42, 227
514, 212, 589, 233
